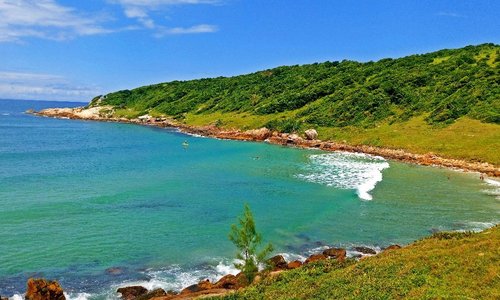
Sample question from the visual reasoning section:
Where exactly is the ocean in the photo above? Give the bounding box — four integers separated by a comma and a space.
0, 99, 498, 299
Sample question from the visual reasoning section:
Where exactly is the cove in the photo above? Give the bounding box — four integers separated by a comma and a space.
0, 100, 498, 299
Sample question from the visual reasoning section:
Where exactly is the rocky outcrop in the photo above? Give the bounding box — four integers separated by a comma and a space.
304, 129, 318, 140
287, 260, 303, 269
25, 278, 65, 300
384, 244, 402, 250
304, 253, 328, 264
136, 289, 168, 300
353, 246, 377, 255
117, 286, 148, 300
268, 254, 288, 270
322, 248, 347, 261
244, 127, 272, 140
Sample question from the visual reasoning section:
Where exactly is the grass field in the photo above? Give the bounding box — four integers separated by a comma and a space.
181, 111, 500, 165
215, 226, 500, 300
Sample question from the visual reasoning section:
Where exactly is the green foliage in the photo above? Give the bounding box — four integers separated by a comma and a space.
96, 44, 499, 128
228, 204, 273, 283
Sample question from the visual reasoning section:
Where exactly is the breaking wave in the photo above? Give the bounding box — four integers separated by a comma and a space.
296, 152, 390, 200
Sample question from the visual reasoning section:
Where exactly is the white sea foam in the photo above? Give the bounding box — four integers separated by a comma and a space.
462, 221, 498, 232
296, 152, 390, 200
483, 178, 500, 200
112, 259, 239, 296
11, 294, 23, 300
64, 292, 92, 300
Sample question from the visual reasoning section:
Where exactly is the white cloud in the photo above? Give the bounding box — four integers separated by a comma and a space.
156, 24, 218, 36
0, 70, 101, 101
0, 0, 112, 42
436, 12, 467, 18
110, 0, 219, 35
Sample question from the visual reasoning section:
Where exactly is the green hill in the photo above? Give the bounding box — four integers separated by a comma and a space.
216, 227, 500, 300
90, 44, 500, 164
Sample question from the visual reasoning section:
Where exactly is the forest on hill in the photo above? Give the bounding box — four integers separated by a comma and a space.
92, 44, 499, 133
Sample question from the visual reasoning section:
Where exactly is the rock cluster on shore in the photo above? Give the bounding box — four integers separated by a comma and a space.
113, 244, 403, 300
25, 278, 65, 300
12, 243, 402, 300
32, 106, 500, 177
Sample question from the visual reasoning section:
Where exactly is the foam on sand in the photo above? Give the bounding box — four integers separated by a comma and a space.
297, 152, 390, 200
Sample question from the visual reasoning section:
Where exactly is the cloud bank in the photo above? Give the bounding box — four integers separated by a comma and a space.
0, 71, 101, 101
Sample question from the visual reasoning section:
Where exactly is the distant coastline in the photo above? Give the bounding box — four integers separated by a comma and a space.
32, 106, 500, 177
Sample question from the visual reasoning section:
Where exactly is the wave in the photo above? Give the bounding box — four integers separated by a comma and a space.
483, 178, 500, 200
296, 151, 390, 200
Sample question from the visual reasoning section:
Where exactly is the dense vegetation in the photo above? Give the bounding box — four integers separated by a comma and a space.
214, 226, 500, 299
90, 44, 500, 164
93, 43, 499, 130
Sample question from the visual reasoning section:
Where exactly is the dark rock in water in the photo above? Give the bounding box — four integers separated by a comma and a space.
25, 278, 66, 300
268, 254, 288, 270
294, 233, 311, 242
314, 241, 326, 247
106, 267, 125, 275
304, 253, 327, 264
384, 244, 402, 250
117, 286, 148, 300
1, 296, 9, 300
353, 246, 377, 255
429, 228, 441, 234
287, 260, 303, 269
322, 248, 347, 260
136, 288, 167, 300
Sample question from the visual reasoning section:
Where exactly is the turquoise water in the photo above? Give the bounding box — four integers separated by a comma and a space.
0, 99, 498, 298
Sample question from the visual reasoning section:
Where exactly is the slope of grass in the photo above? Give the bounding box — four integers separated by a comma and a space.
217, 226, 500, 300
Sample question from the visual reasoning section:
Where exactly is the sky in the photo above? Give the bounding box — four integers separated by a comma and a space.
0, 0, 498, 102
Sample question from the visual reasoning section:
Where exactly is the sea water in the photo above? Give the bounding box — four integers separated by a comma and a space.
0, 99, 498, 299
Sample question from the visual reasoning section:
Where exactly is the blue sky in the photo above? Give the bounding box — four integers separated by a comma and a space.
0, 0, 498, 101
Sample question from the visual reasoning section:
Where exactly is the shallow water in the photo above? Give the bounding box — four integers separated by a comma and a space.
0, 99, 498, 299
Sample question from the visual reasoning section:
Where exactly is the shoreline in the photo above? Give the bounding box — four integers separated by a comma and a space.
32, 106, 500, 177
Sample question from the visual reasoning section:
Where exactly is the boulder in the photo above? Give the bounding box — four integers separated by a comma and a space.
304, 129, 318, 140
180, 284, 203, 295
116, 286, 148, 300
353, 246, 376, 255
245, 127, 272, 140
214, 274, 238, 289
106, 267, 124, 275
197, 279, 214, 290
214, 273, 248, 290
1, 296, 9, 300
385, 244, 402, 250
136, 288, 167, 300
322, 248, 347, 261
25, 278, 65, 300
287, 260, 303, 269
304, 253, 327, 264
268, 255, 288, 270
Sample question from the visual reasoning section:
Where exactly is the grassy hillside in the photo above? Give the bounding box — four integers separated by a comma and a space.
91, 44, 500, 164
215, 226, 500, 300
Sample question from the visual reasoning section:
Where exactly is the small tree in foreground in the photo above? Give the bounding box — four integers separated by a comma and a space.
229, 204, 273, 283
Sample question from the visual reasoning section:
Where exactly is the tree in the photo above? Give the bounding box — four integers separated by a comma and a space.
228, 204, 273, 283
